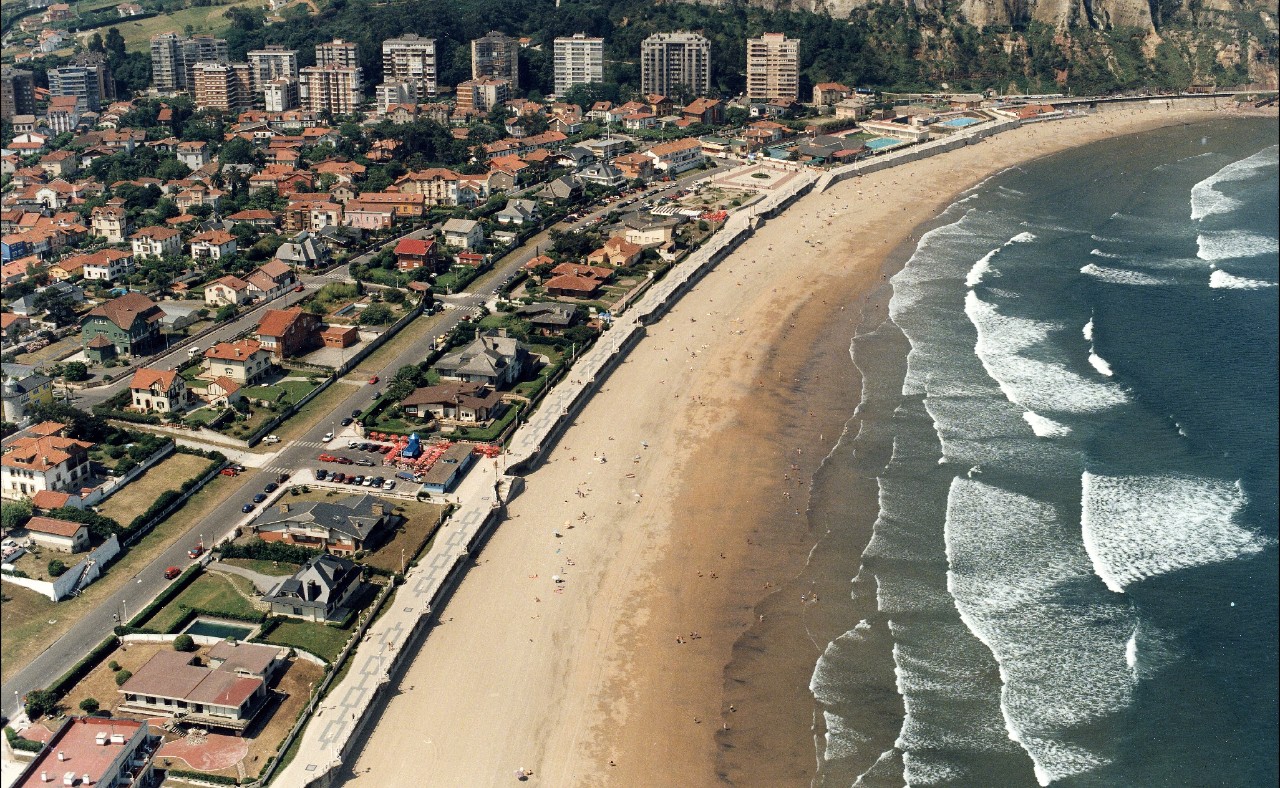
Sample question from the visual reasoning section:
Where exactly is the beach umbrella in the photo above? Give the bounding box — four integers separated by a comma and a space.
552, 575, 562, 583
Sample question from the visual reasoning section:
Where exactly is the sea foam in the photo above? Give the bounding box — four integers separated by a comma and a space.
945, 479, 1133, 785
1079, 263, 1173, 287
1196, 231, 1280, 262
1209, 269, 1278, 289
1087, 352, 1114, 377
1081, 472, 1270, 593
1190, 145, 1279, 220
966, 292, 1129, 413
1022, 411, 1071, 438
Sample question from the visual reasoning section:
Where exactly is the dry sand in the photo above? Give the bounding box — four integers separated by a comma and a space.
339, 102, 1244, 787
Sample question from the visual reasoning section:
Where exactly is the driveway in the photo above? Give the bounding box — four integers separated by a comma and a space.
206, 562, 281, 595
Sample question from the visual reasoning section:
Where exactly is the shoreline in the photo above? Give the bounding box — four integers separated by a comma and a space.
338, 102, 1268, 787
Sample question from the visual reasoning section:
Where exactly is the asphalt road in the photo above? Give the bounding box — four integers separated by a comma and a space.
1, 165, 712, 719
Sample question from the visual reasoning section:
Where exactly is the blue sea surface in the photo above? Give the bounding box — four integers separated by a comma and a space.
809, 117, 1279, 787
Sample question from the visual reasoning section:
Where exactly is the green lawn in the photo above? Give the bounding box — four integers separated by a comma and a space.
220, 558, 299, 577
248, 379, 321, 407
184, 406, 225, 425
141, 572, 262, 633
258, 620, 351, 664
112, 0, 265, 53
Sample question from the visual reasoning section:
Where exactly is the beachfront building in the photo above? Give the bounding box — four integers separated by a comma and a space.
252, 495, 396, 555
400, 381, 504, 424
746, 33, 799, 103
553, 34, 603, 96
263, 553, 363, 621
117, 644, 283, 732
9, 717, 160, 788
434, 329, 529, 389
640, 32, 710, 99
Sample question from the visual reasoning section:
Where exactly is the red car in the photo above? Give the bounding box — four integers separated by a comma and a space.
294, 284, 305, 292
187, 543, 204, 559
318, 453, 335, 462
368, 375, 379, 385
219, 467, 239, 477
164, 566, 181, 580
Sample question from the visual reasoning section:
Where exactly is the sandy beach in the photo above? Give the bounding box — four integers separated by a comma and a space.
338, 101, 1251, 787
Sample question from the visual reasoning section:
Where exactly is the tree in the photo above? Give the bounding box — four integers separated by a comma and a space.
32, 291, 77, 327
360, 303, 395, 325
215, 304, 239, 323
1, 500, 32, 531
114, 670, 132, 687
78, 698, 100, 714
48, 559, 67, 577
173, 634, 197, 652
24, 689, 58, 720
63, 361, 89, 382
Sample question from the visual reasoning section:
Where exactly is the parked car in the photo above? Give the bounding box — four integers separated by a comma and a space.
351, 475, 364, 485
264, 482, 278, 493
241, 503, 254, 513
264, 434, 281, 444
187, 544, 204, 559
322, 432, 334, 442
164, 566, 181, 580
220, 467, 240, 477
337, 457, 353, 465
319, 453, 335, 462
382, 480, 396, 490
368, 375, 379, 385
294, 284, 305, 292
252, 493, 267, 503
232, 463, 247, 472
351, 410, 362, 419
371, 476, 384, 486
332, 472, 346, 483
341, 417, 353, 426
277, 472, 290, 483
315, 469, 328, 480
362, 477, 375, 487
356, 458, 374, 467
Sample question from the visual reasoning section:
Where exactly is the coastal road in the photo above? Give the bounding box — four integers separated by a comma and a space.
1, 167, 712, 720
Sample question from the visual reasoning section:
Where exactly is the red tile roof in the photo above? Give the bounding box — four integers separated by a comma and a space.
24, 516, 84, 538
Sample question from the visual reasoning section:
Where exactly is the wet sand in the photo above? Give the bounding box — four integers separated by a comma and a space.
339, 102, 1240, 787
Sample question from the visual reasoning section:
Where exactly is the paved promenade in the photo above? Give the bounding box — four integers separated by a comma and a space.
274, 167, 816, 788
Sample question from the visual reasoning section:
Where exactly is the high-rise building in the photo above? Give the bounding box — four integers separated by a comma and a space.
48, 65, 103, 112
150, 32, 228, 92
640, 32, 710, 99
70, 51, 115, 103
471, 31, 518, 90
1, 66, 36, 121
746, 33, 799, 103
382, 34, 437, 101
553, 33, 603, 96
375, 81, 416, 113
247, 45, 298, 93
316, 38, 360, 70
300, 64, 362, 115
264, 79, 299, 112
455, 77, 510, 113
192, 62, 251, 112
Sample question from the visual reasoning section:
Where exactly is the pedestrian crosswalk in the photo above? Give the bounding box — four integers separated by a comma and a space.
295, 440, 325, 449
263, 465, 294, 475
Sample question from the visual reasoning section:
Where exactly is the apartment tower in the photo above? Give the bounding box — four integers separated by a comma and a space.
382, 34, 437, 100
300, 64, 362, 115
316, 38, 360, 69
640, 32, 710, 98
746, 33, 799, 102
247, 45, 298, 93
552, 33, 603, 96
471, 31, 518, 90
192, 62, 252, 112
149, 32, 228, 92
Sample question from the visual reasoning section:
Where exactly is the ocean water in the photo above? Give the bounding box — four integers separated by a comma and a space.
808, 118, 1279, 787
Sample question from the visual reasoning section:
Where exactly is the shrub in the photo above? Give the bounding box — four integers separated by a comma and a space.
78, 698, 100, 714
108, 660, 120, 672
48, 559, 67, 577
113, 670, 132, 687
173, 634, 196, 652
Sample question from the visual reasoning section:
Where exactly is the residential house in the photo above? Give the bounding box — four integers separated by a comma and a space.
588, 236, 643, 267
7, 719, 160, 788
682, 97, 724, 125
226, 209, 279, 228
0, 364, 54, 424
393, 168, 462, 207
81, 291, 165, 358
312, 159, 365, 184
117, 648, 274, 732
543, 273, 600, 298
393, 237, 436, 271
342, 200, 394, 231
434, 329, 528, 389
189, 229, 237, 260
254, 496, 396, 556
243, 259, 294, 300
202, 339, 273, 384
576, 160, 625, 188
273, 230, 328, 268
0, 422, 94, 499
623, 214, 682, 247
38, 149, 77, 178
644, 137, 705, 175
536, 175, 582, 203
203, 376, 242, 408
174, 183, 225, 213
19, 515, 90, 553
256, 306, 321, 359
400, 381, 503, 424
130, 225, 182, 259
78, 248, 134, 281
263, 553, 363, 620
90, 203, 129, 243
613, 152, 655, 182
442, 218, 484, 250
354, 192, 424, 219
128, 367, 192, 414
176, 140, 211, 170
814, 82, 853, 106
495, 198, 539, 226
833, 96, 872, 121
204, 274, 252, 306
515, 301, 579, 336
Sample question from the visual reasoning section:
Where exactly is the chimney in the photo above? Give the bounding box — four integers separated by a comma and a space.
57, 752, 66, 761
279, 502, 290, 514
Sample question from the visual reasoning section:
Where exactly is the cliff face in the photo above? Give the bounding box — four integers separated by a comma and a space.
697, 0, 1267, 30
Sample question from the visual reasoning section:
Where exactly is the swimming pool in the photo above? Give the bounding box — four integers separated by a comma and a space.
941, 116, 982, 128
865, 138, 901, 151
183, 617, 256, 640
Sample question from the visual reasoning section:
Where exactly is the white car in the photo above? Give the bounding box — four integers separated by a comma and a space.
322, 432, 334, 442
382, 480, 396, 490
264, 434, 281, 444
